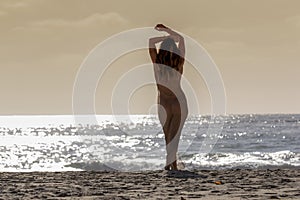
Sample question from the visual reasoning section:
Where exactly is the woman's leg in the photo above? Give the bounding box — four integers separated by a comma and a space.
167, 100, 188, 170
157, 100, 173, 170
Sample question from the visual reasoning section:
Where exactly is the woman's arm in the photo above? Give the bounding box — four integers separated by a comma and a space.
155, 24, 185, 58
149, 36, 167, 63
166, 29, 185, 58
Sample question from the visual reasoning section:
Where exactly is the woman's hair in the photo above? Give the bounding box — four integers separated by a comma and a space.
155, 38, 183, 80
156, 37, 182, 70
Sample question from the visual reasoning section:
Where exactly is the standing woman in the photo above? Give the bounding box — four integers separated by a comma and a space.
149, 24, 188, 170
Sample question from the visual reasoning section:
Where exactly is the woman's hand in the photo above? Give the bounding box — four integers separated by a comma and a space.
155, 24, 168, 32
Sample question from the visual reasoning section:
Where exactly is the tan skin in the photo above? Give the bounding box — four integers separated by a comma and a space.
149, 24, 188, 170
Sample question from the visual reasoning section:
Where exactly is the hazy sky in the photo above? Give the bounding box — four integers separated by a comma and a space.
1, 0, 300, 115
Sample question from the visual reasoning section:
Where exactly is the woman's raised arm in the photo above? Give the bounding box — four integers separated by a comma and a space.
155, 24, 185, 58
166, 29, 185, 58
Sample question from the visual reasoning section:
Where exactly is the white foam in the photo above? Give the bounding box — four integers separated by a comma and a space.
183, 150, 300, 169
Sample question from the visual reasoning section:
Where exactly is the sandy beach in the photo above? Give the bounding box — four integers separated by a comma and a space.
0, 169, 299, 200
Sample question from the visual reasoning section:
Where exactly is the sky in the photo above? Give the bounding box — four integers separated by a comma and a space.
1, 0, 300, 115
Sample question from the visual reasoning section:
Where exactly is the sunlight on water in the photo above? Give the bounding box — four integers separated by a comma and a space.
0, 114, 299, 171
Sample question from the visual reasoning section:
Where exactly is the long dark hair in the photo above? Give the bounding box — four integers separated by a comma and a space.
156, 38, 182, 71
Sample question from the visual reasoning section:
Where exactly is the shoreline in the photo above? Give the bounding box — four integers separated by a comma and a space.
1, 169, 299, 199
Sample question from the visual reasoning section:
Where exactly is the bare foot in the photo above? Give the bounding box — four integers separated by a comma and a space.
164, 164, 171, 170
170, 161, 178, 171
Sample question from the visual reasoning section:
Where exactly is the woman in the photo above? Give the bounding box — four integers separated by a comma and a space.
149, 24, 188, 170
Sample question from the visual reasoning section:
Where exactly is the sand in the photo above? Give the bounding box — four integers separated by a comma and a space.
0, 169, 299, 199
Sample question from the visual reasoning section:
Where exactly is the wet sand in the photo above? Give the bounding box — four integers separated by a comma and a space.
0, 169, 299, 199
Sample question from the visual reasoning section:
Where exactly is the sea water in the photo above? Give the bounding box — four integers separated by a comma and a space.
0, 114, 299, 171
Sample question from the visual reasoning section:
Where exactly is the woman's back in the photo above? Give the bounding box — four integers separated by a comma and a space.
154, 62, 183, 98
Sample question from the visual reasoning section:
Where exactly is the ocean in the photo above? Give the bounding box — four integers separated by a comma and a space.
0, 114, 299, 172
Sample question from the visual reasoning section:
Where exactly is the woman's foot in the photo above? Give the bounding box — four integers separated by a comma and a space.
170, 161, 178, 171
164, 164, 171, 170
165, 160, 179, 171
